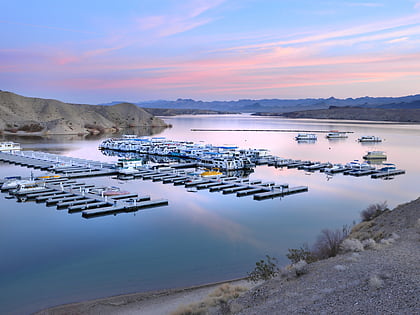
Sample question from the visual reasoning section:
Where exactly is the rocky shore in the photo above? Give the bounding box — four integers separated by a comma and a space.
36, 197, 420, 315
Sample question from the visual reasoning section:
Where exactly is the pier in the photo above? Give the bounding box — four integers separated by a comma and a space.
0, 177, 168, 218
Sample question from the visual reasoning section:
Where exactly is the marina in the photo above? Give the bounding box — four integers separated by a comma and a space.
1, 114, 418, 315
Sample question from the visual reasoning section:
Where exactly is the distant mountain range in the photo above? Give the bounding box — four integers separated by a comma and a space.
101, 95, 420, 113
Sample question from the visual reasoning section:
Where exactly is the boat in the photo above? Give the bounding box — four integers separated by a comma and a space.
199, 169, 223, 177
36, 174, 61, 179
11, 181, 46, 196
1, 178, 34, 191
326, 131, 348, 139
295, 133, 317, 141
358, 136, 382, 142
0, 142, 21, 151
116, 158, 145, 174
363, 151, 387, 160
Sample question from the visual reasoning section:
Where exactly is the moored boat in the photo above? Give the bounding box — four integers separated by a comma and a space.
0, 142, 21, 151
358, 136, 382, 142
326, 131, 348, 139
295, 133, 317, 141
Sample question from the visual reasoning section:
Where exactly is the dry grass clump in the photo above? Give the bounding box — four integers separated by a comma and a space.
170, 284, 248, 315
379, 232, 400, 245
369, 274, 384, 289
334, 264, 347, 271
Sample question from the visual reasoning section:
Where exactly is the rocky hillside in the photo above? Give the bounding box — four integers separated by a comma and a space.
275, 106, 420, 122
0, 91, 169, 135
215, 197, 420, 314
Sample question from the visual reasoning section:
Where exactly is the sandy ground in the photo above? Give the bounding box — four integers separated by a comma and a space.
35, 279, 257, 315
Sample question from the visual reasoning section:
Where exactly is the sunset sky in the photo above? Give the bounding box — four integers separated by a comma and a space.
2, 0, 420, 104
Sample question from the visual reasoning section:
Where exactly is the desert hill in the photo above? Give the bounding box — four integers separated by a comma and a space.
0, 91, 169, 135
260, 106, 420, 122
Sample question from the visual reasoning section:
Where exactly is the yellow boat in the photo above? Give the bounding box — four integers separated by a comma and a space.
200, 170, 223, 177
37, 175, 61, 179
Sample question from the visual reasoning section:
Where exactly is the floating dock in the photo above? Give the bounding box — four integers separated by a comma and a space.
1, 177, 168, 218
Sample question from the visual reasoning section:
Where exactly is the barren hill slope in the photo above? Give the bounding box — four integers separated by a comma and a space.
0, 91, 168, 135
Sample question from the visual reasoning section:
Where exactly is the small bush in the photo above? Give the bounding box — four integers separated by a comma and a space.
286, 244, 317, 264
362, 238, 377, 249
247, 255, 279, 282
341, 239, 364, 253
292, 260, 308, 276
361, 202, 388, 222
312, 225, 351, 260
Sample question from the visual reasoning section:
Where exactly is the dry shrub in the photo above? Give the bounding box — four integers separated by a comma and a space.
360, 201, 388, 222
312, 226, 351, 260
287, 244, 317, 264
247, 255, 279, 282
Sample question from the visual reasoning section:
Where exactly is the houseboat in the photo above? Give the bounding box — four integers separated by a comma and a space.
358, 136, 382, 142
295, 133, 317, 141
0, 142, 21, 151
326, 131, 348, 139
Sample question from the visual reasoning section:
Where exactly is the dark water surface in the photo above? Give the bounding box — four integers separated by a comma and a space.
1, 115, 419, 314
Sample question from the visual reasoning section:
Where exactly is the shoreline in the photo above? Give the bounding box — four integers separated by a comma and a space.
34, 277, 255, 315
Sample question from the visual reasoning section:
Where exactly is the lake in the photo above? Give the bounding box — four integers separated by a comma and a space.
1, 114, 419, 314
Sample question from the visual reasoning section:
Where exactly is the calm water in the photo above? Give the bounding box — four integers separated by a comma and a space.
1, 114, 419, 314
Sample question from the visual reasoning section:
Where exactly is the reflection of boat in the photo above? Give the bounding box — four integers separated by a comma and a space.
295, 133, 317, 141
103, 186, 130, 196
363, 151, 387, 160
358, 136, 382, 142
0, 142, 21, 151
326, 131, 348, 139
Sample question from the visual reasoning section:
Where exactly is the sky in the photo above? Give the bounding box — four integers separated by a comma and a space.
1, 0, 420, 104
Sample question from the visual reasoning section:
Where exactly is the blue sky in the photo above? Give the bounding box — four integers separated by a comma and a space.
1, 0, 420, 103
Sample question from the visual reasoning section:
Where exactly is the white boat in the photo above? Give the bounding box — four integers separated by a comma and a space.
358, 136, 382, 142
326, 131, 348, 139
116, 158, 145, 174
12, 181, 46, 195
0, 142, 21, 151
363, 151, 387, 160
295, 133, 317, 141
1, 178, 34, 191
